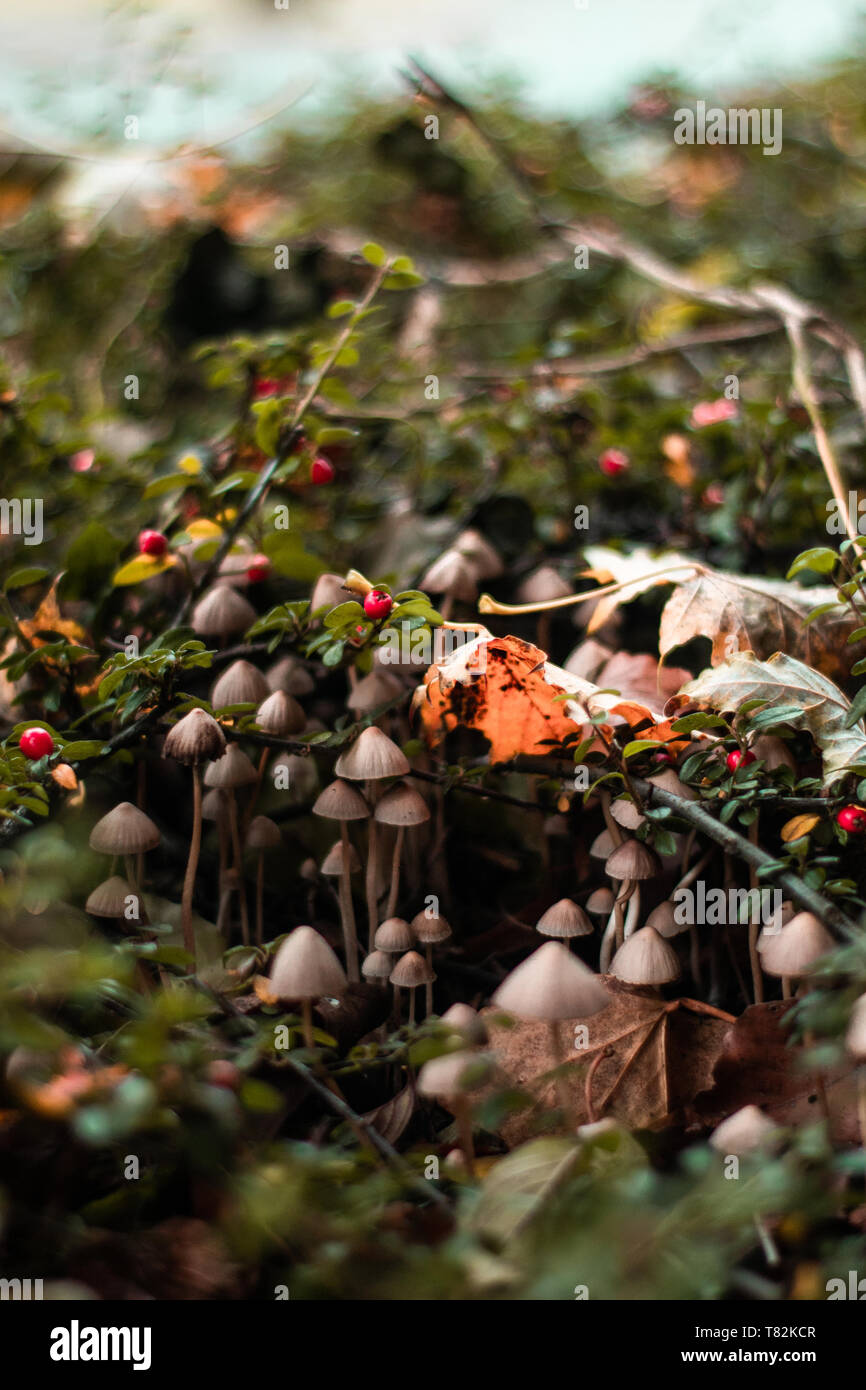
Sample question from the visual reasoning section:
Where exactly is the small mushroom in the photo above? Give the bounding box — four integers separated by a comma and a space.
192, 585, 257, 642
390, 949, 434, 1025
440, 1001, 487, 1047
374, 781, 430, 919
515, 565, 572, 652
267, 656, 315, 697
310, 572, 348, 615
270, 925, 347, 1048
89, 802, 160, 900
86, 875, 143, 924
335, 727, 410, 950
419, 550, 478, 620
163, 708, 226, 965
609, 926, 680, 987
210, 659, 268, 711
312, 779, 369, 981
535, 898, 593, 945
758, 910, 834, 998
585, 886, 614, 917
610, 797, 645, 831
604, 838, 660, 957
411, 908, 452, 1016
417, 1049, 482, 1175
361, 949, 393, 984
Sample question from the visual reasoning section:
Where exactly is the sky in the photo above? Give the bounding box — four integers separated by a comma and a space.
1, 0, 865, 158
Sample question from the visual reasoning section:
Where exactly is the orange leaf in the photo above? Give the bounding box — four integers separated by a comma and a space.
50, 763, 78, 791
781, 814, 820, 843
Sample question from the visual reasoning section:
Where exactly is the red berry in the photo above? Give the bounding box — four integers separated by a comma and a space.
652, 749, 673, 765
246, 554, 270, 584
138, 529, 167, 557
310, 456, 335, 485
363, 589, 393, 620
206, 1059, 241, 1090
726, 749, 756, 772
20, 727, 55, 760
836, 805, 866, 833
599, 448, 630, 477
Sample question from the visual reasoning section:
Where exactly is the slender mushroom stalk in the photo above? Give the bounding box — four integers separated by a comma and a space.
333, 727, 410, 951
246, 815, 282, 946
411, 908, 453, 1016
602, 838, 659, 966
163, 708, 227, 966
312, 779, 370, 982
709, 1106, 783, 1267
246, 690, 306, 830
204, 742, 258, 947
374, 782, 430, 921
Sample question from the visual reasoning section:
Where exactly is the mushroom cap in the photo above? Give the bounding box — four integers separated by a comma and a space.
85, 875, 139, 918
269, 925, 347, 1001
535, 898, 594, 939
417, 1049, 478, 1101
255, 689, 306, 737
454, 527, 503, 580
312, 778, 369, 821
89, 802, 161, 855
492, 941, 610, 1021
267, 656, 315, 697
846, 994, 866, 1059
420, 550, 479, 601
373, 780, 430, 826
709, 1105, 781, 1156
361, 949, 393, 981
201, 788, 228, 823
758, 911, 834, 978
440, 1002, 487, 1046
192, 585, 256, 637
374, 917, 415, 953
610, 798, 645, 831
589, 828, 616, 859
320, 840, 361, 876
585, 886, 615, 915
203, 742, 258, 789
609, 926, 681, 985
334, 726, 410, 781
210, 659, 269, 710
163, 708, 226, 765
346, 669, 404, 714
390, 949, 434, 988
246, 815, 281, 851
411, 909, 453, 945
310, 572, 348, 613
648, 768, 698, 801
271, 752, 319, 801
604, 838, 660, 881
645, 900, 686, 939
516, 565, 572, 604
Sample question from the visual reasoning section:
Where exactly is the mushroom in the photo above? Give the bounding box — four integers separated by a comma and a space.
374, 781, 430, 919
271, 751, 319, 804
453, 528, 503, 580
515, 565, 572, 653
267, 656, 315, 697
85, 875, 143, 924
245, 814, 282, 946
191, 585, 256, 643
535, 898, 593, 946
609, 926, 681, 987
361, 949, 393, 985
758, 910, 834, 998
346, 669, 404, 720
310, 572, 348, 615
440, 1001, 488, 1047
312, 778, 369, 981
419, 550, 478, 620
163, 708, 227, 965
585, 886, 614, 917
269, 925, 347, 1048
417, 1049, 482, 1175
334, 727, 410, 950
603, 838, 660, 963
374, 916, 415, 1016
204, 743, 258, 946
89, 801, 160, 900
256, 690, 306, 737
709, 1104, 784, 1264
610, 798, 645, 831
645, 899, 687, 939
210, 659, 268, 711
492, 941, 610, 1119
411, 908, 452, 1016
390, 949, 434, 1025
202, 787, 232, 929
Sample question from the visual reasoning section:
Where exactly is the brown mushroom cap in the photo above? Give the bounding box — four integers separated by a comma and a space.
589, 828, 617, 860
361, 949, 393, 981
585, 886, 615, 916
846, 993, 866, 1059
709, 1105, 781, 1156
440, 1002, 487, 1046
334, 726, 410, 781
211, 659, 269, 710
610, 798, 645, 831
163, 708, 226, 765
321, 840, 361, 876
204, 742, 258, 789
604, 838, 660, 882
411, 909, 453, 945
420, 550, 478, 601
267, 656, 315, 697
454, 528, 503, 580
374, 917, 415, 953
270, 925, 347, 1001
516, 565, 572, 604
192, 585, 256, 637
492, 941, 610, 1021
246, 815, 282, 851
201, 788, 228, 823
89, 802, 161, 855
645, 900, 687, 939
310, 573, 348, 613
758, 911, 834, 978
312, 778, 370, 821
346, 670, 404, 714
609, 926, 681, 985
254, 689, 306, 737
536, 898, 594, 939
390, 949, 434, 989
85, 875, 139, 918
373, 780, 430, 826
417, 1049, 479, 1102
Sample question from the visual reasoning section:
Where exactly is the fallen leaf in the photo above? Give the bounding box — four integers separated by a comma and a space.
580, 546, 701, 634
362, 1084, 415, 1145
50, 763, 78, 791
781, 814, 820, 843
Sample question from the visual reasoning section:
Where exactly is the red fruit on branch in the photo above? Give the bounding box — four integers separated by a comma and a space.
246, 555, 270, 584
363, 590, 393, 620
138, 529, 168, 557
836, 805, 866, 833
598, 448, 630, 477
310, 456, 335, 485
726, 749, 756, 772
20, 727, 55, 760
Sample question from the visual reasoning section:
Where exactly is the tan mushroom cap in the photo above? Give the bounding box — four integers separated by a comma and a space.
440, 1002, 487, 1046
516, 565, 572, 604
645, 899, 687, 939
374, 917, 415, 954
758, 911, 834, 978
312, 778, 370, 821
420, 550, 478, 601
246, 815, 282, 851
321, 840, 361, 876
604, 838, 660, 881
269, 925, 347, 1001
201, 788, 228, 822
417, 1049, 478, 1102
609, 926, 681, 985
267, 656, 315, 697
454, 528, 503, 580
610, 798, 645, 831
255, 689, 306, 737
845, 993, 866, 1059
709, 1105, 781, 1156
192, 585, 256, 638
648, 768, 697, 801
361, 949, 393, 981
163, 708, 226, 765
204, 742, 258, 789
211, 659, 269, 710
535, 898, 594, 939
85, 875, 139, 918
492, 941, 610, 1021
390, 949, 434, 989
89, 802, 161, 855
334, 726, 410, 781
373, 780, 430, 826
310, 572, 347, 613
411, 909, 453, 945
585, 886, 615, 916
589, 828, 617, 860
346, 669, 404, 714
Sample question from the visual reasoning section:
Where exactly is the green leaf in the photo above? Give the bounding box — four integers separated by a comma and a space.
622, 739, 662, 757
326, 300, 355, 319
787, 547, 839, 578
361, 241, 386, 267
4, 566, 49, 591
142, 473, 192, 500
323, 601, 364, 628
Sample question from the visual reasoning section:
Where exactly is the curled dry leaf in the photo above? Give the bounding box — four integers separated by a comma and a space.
361, 1084, 416, 1145
675, 650, 866, 788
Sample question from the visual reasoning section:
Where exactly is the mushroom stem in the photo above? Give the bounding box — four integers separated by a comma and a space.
227, 790, 251, 947
301, 997, 315, 1050
365, 780, 380, 952
339, 821, 360, 982
408, 985, 416, 1026
255, 850, 265, 948
385, 826, 405, 920
179, 762, 203, 969
623, 885, 641, 940
781, 975, 792, 1000
453, 1095, 475, 1177
440, 591, 454, 621
242, 747, 269, 837
424, 943, 434, 1016
123, 854, 139, 898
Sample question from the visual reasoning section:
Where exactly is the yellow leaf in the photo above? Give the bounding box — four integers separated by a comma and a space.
113, 554, 176, 587
177, 452, 203, 475
185, 518, 223, 540
781, 814, 820, 843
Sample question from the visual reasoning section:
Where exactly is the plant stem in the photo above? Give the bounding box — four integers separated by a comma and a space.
385, 826, 405, 919
339, 820, 360, 982
180, 763, 202, 969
